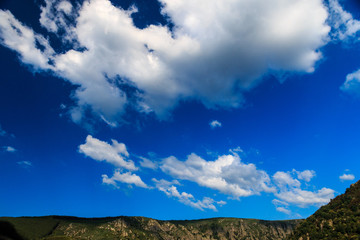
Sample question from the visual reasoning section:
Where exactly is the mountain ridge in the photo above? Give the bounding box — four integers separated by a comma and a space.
0, 215, 302, 240
288, 180, 360, 239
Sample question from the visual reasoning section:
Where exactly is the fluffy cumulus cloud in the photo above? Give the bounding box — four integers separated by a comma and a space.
339, 173, 355, 181
79, 135, 149, 189
209, 120, 222, 129
0, 10, 55, 71
0, 0, 330, 125
159, 153, 334, 213
327, 0, 360, 41
275, 187, 335, 207
296, 170, 316, 182
102, 171, 149, 188
342, 69, 360, 96
272, 170, 334, 210
328, 0, 360, 97
79, 135, 137, 170
78, 136, 335, 212
4, 146, 16, 153
160, 152, 275, 198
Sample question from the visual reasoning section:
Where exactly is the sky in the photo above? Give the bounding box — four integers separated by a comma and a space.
1, 0, 360, 221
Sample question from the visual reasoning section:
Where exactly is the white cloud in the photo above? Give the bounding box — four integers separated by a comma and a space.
273, 171, 301, 188
160, 152, 274, 199
79, 135, 137, 170
102, 171, 149, 188
272, 170, 334, 208
139, 157, 158, 170
4, 146, 16, 152
78, 135, 150, 189
0, 10, 54, 70
339, 173, 355, 181
276, 207, 291, 215
327, 0, 360, 41
217, 200, 227, 206
152, 178, 219, 211
209, 120, 222, 129
296, 169, 316, 182
275, 187, 334, 208
40, 0, 75, 41
329, 0, 360, 97
272, 199, 289, 207
77, 135, 335, 212
0, 0, 330, 125
341, 69, 360, 96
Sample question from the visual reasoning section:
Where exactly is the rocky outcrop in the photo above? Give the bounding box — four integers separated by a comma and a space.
0, 215, 301, 239
45, 216, 301, 240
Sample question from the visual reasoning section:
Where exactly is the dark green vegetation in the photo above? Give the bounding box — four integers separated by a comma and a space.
4, 181, 360, 239
0, 215, 301, 240
289, 180, 360, 240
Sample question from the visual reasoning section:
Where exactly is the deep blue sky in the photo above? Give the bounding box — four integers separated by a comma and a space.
1, 0, 360, 220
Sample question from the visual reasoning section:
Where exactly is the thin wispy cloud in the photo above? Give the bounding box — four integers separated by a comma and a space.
17, 161, 32, 168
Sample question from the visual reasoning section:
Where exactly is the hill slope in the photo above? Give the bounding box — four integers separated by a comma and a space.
0, 216, 301, 240
288, 180, 360, 239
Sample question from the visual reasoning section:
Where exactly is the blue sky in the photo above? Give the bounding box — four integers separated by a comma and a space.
1, 0, 360, 220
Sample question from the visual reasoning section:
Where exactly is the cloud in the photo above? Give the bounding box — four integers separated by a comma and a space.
209, 120, 222, 129
102, 171, 149, 188
17, 161, 32, 168
273, 170, 334, 208
139, 156, 158, 170
0, 0, 330, 125
79, 135, 137, 170
273, 171, 301, 188
296, 170, 316, 182
160, 152, 274, 199
40, 0, 74, 34
0, 10, 55, 71
339, 173, 355, 181
78, 135, 335, 212
275, 207, 291, 215
152, 178, 219, 211
4, 146, 16, 152
327, 0, 360, 41
275, 187, 335, 208
78, 135, 152, 190
341, 69, 360, 96
329, 0, 360, 97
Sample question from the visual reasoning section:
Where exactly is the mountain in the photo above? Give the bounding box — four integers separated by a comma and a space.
288, 180, 360, 239
0, 216, 301, 240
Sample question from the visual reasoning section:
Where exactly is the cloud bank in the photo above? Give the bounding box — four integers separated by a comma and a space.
0, 0, 330, 125
79, 135, 335, 213
161, 152, 274, 198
